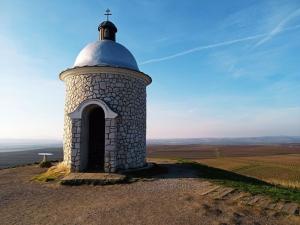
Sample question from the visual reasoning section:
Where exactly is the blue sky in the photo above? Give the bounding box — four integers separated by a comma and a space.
0, 0, 299, 139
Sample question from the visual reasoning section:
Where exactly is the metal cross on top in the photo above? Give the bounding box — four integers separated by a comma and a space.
104, 8, 112, 21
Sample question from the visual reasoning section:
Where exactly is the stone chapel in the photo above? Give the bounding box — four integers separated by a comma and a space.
59, 12, 152, 173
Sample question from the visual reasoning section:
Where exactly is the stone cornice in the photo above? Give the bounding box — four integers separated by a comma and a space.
59, 66, 152, 85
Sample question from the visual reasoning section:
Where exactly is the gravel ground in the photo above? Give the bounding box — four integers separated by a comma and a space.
0, 160, 299, 225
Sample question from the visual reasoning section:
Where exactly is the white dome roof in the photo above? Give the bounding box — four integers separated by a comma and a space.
74, 40, 139, 71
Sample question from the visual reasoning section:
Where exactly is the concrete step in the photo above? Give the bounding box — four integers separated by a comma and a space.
282, 202, 299, 215
213, 187, 236, 199
230, 192, 250, 201
61, 172, 127, 185
247, 195, 264, 205
256, 198, 272, 209
199, 185, 220, 196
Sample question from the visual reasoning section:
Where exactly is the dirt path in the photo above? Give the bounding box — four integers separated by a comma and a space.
0, 161, 299, 225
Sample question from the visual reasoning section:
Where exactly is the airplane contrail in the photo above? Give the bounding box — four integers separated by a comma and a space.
254, 8, 300, 47
140, 24, 300, 65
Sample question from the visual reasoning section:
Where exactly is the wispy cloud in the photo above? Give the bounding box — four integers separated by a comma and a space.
254, 8, 300, 47
140, 24, 300, 65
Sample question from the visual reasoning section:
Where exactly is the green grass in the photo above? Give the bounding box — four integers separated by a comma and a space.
177, 159, 300, 203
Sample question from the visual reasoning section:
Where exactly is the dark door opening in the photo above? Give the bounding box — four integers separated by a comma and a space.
87, 106, 105, 171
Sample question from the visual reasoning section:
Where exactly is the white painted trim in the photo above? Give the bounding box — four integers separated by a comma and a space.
59, 66, 152, 85
69, 99, 118, 119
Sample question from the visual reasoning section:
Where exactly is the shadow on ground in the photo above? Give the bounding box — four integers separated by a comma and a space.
124, 161, 268, 184
124, 160, 300, 203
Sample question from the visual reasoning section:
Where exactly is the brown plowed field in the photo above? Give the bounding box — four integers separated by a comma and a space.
147, 144, 300, 159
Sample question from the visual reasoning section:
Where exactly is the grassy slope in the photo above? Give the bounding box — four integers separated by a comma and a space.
177, 159, 300, 203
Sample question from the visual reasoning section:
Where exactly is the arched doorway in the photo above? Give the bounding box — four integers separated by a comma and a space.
69, 99, 118, 172
87, 106, 105, 171
80, 105, 105, 171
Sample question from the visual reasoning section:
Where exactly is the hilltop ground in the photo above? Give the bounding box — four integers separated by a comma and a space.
148, 144, 300, 188
0, 157, 299, 225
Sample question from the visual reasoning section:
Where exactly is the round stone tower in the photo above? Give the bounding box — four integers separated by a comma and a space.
59, 15, 151, 173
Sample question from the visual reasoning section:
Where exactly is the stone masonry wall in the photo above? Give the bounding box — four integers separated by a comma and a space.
63, 69, 147, 172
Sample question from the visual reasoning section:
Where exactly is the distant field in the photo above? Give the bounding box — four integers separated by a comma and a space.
147, 144, 300, 188
196, 154, 300, 188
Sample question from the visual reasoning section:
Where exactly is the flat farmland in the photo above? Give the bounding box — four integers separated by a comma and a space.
147, 144, 300, 188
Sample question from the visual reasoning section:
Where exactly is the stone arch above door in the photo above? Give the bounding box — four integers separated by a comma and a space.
69, 99, 118, 119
